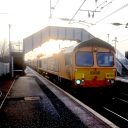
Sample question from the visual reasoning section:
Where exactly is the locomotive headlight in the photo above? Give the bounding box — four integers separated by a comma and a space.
110, 80, 115, 84
81, 79, 84, 82
107, 79, 110, 82
76, 79, 81, 85
106, 79, 115, 84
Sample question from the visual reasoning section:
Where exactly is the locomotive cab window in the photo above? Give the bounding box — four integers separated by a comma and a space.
97, 52, 114, 67
76, 51, 93, 66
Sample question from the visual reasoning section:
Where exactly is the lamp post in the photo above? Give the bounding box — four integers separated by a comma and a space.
107, 34, 110, 43
0, 13, 11, 76
8, 24, 13, 77
112, 37, 118, 50
9, 24, 11, 54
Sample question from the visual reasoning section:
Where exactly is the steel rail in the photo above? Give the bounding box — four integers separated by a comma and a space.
0, 79, 15, 109
103, 107, 128, 122
0, 91, 2, 97
112, 97, 128, 104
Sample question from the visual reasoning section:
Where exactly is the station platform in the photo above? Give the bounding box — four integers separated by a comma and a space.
0, 75, 85, 127
116, 76, 128, 83
0, 68, 118, 128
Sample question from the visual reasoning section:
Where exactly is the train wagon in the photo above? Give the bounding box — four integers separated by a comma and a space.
36, 38, 116, 89
11, 52, 25, 76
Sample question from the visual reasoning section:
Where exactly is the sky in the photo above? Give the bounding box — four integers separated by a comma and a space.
0, 0, 128, 54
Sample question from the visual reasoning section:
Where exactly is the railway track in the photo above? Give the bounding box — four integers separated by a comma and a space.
43, 72, 128, 128
100, 89, 128, 128
0, 79, 15, 109
71, 83, 128, 128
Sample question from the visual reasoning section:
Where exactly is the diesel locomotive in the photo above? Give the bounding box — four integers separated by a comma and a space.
28, 38, 116, 89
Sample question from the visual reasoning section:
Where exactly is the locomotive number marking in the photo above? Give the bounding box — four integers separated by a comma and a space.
90, 71, 100, 75
106, 73, 114, 78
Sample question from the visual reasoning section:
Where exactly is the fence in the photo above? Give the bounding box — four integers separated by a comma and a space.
0, 62, 9, 76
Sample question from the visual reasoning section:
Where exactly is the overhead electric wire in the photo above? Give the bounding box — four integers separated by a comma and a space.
52, 0, 60, 14
100, 1, 112, 9
50, 0, 60, 19
95, 1, 107, 10
119, 38, 128, 43
48, 0, 60, 25
95, 2, 128, 24
69, 0, 87, 24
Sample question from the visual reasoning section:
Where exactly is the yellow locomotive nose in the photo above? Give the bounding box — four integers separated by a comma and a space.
74, 67, 116, 88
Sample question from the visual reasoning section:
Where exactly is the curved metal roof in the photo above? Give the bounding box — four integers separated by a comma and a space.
74, 38, 115, 52
62, 38, 115, 54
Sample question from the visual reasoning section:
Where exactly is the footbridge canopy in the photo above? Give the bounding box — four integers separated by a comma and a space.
23, 26, 94, 53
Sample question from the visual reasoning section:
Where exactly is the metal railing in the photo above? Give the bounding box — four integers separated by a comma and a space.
116, 59, 122, 75
0, 90, 2, 97
116, 49, 128, 75
0, 62, 9, 76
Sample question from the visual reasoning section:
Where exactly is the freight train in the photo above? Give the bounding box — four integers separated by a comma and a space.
28, 38, 116, 89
